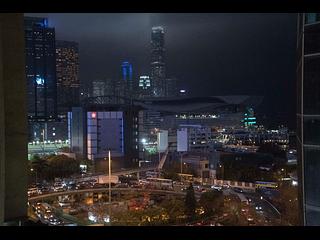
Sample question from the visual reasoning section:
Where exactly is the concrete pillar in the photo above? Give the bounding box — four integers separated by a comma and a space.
0, 13, 28, 224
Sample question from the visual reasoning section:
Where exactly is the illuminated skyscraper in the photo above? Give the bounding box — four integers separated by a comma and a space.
24, 17, 57, 121
56, 40, 79, 115
165, 78, 178, 97
297, 13, 320, 226
121, 61, 133, 93
151, 26, 166, 97
138, 75, 152, 98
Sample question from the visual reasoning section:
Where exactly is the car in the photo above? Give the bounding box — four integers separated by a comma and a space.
211, 185, 222, 191
255, 206, 262, 211
233, 187, 244, 193
247, 216, 255, 225
49, 217, 63, 226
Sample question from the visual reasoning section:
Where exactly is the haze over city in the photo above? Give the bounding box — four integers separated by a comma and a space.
0, 12, 319, 228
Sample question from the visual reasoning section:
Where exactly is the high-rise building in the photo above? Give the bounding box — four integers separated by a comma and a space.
92, 80, 107, 97
24, 17, 57, 121
138, 75, 152, 98
56, 40, 80, 115
297, 13, 320, 226
121, 61, 133, 93
151, 26, 166, 97
166, 78, 178, 97
69, 106, 139, 169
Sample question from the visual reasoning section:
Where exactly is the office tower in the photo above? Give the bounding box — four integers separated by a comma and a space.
0, 14, 28, 225
151, 26, 166, 97
115, 79, 127, 97
56, 40, 80, 115
24, 17, 57, 121
166, 77, 178, 97
69, 107, 139, 169
92, 80, 107, 97
297, 13, 320, 225
121, 61, 133, 93
138, 75, 152, 98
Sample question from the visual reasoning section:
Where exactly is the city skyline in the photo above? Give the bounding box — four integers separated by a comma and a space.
25, 13, 297, 128
0, 12, 311, 228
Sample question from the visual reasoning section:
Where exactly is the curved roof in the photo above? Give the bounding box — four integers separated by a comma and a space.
81, 95, 263, 114
134, 95, 263, 113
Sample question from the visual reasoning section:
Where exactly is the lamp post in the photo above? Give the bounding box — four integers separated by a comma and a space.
108, 150, 111, 225
42, 129, 45, 155
108, 150, 111, 203
31, 168, 37, 184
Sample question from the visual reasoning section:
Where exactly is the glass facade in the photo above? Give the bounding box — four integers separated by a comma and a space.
87, 111, 124, 160
303, 56, 320, 114
297, 13, 320, 225
305, 13, 320, 24
24, 17, 57, 120
151, 26, 166, 97
56, 40, 80, 115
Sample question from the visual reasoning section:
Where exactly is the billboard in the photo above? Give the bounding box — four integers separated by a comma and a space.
177, 128, 188, 152
157, 130, 168, 152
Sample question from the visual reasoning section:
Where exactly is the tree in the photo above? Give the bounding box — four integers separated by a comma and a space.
30, 155, 49, 182
184, 183, 196, 220
46, 154, 79, 179
199, 190, 224, 217
161, 197, 185, 224
274, 184, 299, 225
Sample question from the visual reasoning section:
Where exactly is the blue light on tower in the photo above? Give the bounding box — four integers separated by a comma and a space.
121, 61, 132, 81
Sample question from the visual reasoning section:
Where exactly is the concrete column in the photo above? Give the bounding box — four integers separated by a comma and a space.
0, 13, 28, 224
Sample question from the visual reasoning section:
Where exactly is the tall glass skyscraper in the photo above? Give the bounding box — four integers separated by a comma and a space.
24, 17, 57, 121
151, 26, 166, 97
56, 40, 80, 116
297, 13, 320, 226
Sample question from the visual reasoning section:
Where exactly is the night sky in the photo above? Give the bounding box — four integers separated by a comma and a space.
25, 13, 297, 129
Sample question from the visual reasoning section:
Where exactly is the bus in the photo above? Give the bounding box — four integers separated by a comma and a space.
145, 178, 174, 190
255, 181, 278, 189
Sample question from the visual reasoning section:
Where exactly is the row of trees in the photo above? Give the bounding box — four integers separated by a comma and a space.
111, 184, 225, 225
272, 183, 299, 225
184, 184, 224, 221
29, 154, 90, 182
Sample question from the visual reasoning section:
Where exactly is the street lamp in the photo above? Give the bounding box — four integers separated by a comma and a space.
108, 150, 111, 205
107, 150, 111, 226
31, 168, 37, 184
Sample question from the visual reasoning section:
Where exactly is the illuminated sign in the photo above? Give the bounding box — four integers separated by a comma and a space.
177, 128, 188, 152
91, 112, 96, 118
